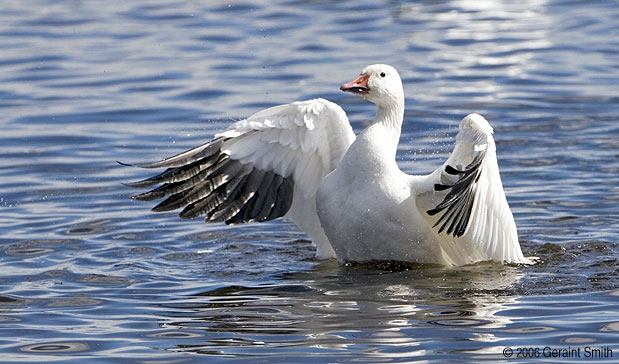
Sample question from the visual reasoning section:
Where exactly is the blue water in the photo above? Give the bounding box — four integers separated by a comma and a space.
1, 0, 618, 362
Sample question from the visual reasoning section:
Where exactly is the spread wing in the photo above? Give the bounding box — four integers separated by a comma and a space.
126, 98, 355, 236
415, 114, 531, 266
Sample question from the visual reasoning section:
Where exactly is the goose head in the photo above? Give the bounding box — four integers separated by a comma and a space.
340, 64, 404, 108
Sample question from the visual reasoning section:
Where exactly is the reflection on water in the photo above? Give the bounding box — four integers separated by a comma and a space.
0, 0, 618, 362
161, 262, 524, 359
145, 263, 619, 362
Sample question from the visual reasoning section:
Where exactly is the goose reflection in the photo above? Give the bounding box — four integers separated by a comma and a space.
158, 262, 525, 357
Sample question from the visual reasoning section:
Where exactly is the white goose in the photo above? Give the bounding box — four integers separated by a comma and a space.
127, 64, 530, 266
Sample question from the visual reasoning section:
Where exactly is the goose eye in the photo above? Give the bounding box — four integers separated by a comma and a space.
380, 72, 386, 78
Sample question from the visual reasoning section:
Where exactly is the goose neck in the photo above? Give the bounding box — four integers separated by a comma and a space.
374, 101, 404, 145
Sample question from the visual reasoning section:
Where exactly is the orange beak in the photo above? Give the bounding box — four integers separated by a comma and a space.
340, 73, 370, 94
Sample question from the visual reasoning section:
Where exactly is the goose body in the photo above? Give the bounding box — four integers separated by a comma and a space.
127, 64, 530, 266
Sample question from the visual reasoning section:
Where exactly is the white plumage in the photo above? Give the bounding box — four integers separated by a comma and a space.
414, 113, 527, 265
127, 64, 531, 266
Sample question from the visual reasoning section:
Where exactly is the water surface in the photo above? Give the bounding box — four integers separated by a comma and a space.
0, 0, 618, 362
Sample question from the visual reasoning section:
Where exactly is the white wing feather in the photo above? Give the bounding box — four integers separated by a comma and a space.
416, 114, 531, 265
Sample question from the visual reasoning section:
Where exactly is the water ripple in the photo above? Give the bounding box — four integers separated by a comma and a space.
19, 342, 91, 353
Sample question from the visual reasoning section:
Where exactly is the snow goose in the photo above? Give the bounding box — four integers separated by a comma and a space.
126, 64, 531, 266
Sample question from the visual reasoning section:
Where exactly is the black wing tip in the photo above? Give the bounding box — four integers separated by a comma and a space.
125, 135, 295, 227
434, 183, 452, 191
124, 179, 156, 188
452, 230, 465, 238
428, 151, 487, 238
445, 165, 463, 175
132, 192, 162, 201
117, 160, 162, 169
152, 194, 189, 212
137, 162, 171, 169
